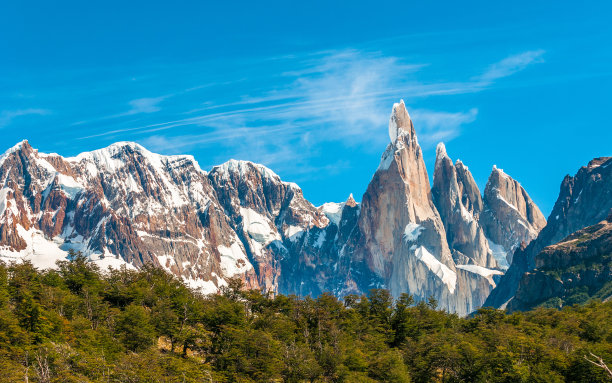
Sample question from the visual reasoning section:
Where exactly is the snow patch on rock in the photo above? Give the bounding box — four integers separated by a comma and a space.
320, 202, 345, 226
459, 204, 474, 223
414, 246, 457, 294
217, 241, 251, 277
486, 238, 509, 269
157, 254, 177, 272
54, 174, 84, 199
377, 145, 395, 171
284, 225, 305, 242
0, 225, 134, 271
456, 264, 503, 287
183, 277, 222, 295
0, 140, 28, 168
213, 159, 280, 182
313, 230, 326, 248
496, 193, 518, 212
0, 188, 11, 217
456, 264, 503, 279
403, 223, 424, 242
240, 207, 279, 244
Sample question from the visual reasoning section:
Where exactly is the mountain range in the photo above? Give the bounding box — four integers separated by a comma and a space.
0, 101, 609, 316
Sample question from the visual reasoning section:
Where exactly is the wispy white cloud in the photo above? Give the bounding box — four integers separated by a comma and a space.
477, 50, 545, 83
0, 108, 50, 128
71, 95, 169, 127
77, 48, 545, 177
410, 108, 479, 146
283, 50, 420, 141
127, 96, 166, 114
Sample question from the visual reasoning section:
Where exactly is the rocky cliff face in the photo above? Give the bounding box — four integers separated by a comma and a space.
0, 141, 263, 292
358, 101, 457, 309
432, 143, 496, 268
278, 194, 363, 297
485, 157, 612, 309
354, 101, 512, 315
0, 101, 551, 316
0, 139, 366, 296
206, 159, 329, 293
508, 212, 612, 311
480, 166, 547, 266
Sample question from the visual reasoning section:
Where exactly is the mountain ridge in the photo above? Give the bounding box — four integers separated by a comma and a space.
0, 102, 561, 315
485, 155, 612, 309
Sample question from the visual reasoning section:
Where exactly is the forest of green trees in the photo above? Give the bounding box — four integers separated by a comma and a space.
0, 253, 610, 382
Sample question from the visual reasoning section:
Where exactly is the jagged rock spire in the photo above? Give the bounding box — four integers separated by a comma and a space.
388, 99, 415, 142
432, 143, 497, 268
480, 165, 546, 265
345, 193, 357, 207
359, 102, 504, 315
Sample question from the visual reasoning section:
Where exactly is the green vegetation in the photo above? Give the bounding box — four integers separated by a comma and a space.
0, 254, 610, 382
538, 252, 612, 308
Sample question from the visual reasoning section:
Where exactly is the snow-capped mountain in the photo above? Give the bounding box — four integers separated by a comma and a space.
0, 138, 361, 295
356, 101, 461, 311
0, 101, 549, 315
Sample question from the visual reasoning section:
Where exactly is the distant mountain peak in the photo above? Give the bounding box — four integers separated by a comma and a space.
210, 159, 301, 192
587, 156, 612, 169
432, 144, 497, 268
388, 99, 414, 142
435, 142, 448, 160
0, 139, 32, 164
345, 193, 357, 207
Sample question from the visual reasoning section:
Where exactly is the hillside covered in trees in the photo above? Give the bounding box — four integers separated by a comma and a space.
0, 254, 610, 382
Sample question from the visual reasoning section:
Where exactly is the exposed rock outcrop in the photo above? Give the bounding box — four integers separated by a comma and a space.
355, 101, 506, 315
480, 165, 546, 266
0, 141, 260, 292
508, 212, 612, 311
432, 143, 496, 268
485, 157, 612, 309
358, 102, 455, 304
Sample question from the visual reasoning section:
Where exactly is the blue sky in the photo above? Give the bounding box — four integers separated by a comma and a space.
1, 1, 611, 215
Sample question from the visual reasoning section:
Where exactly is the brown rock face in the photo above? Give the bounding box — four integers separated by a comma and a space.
480, 166, 546, 264
0, 220, 27, 251
485, 156, 612, 309
207, 159, 330, 294
359, 101, 452, 282
355, 102, 504, 315
432, 143, 496, 268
